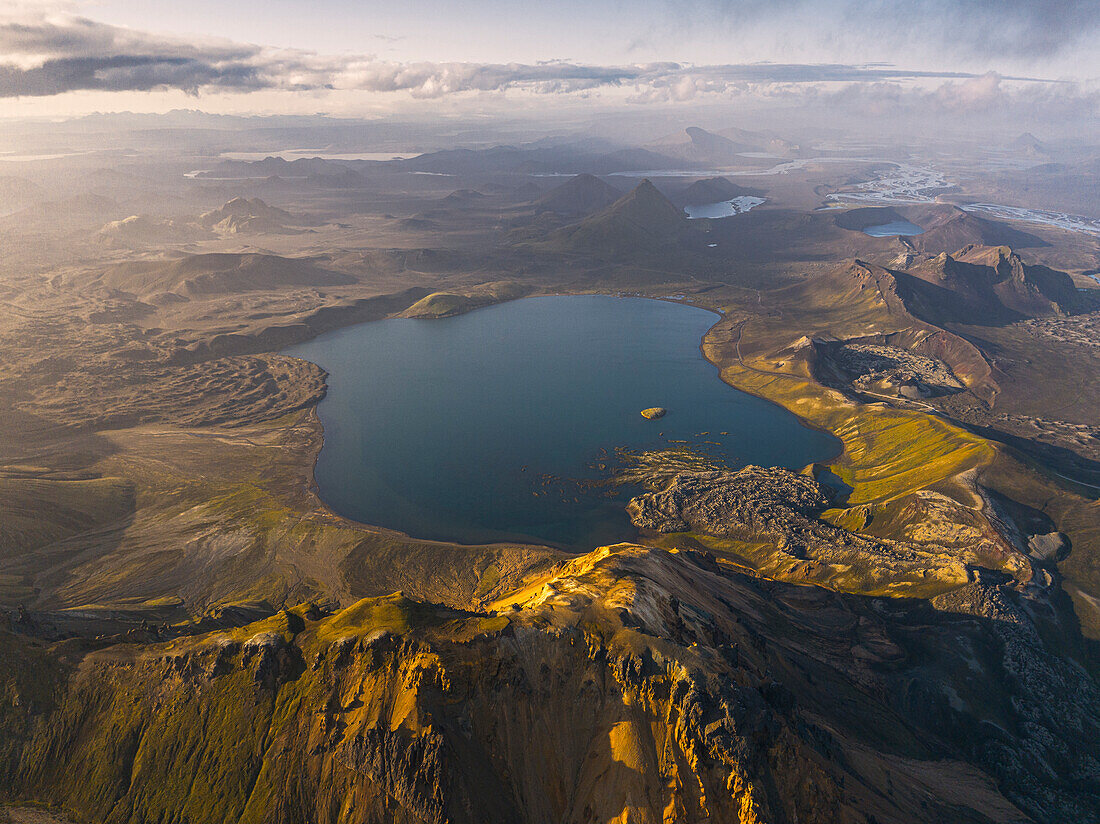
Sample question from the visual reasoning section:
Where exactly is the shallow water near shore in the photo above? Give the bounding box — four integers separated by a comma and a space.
285, 295, 839, 549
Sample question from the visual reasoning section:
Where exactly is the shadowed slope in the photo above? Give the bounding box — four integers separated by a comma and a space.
549, 179, 689, 257
535, 173, 622, 217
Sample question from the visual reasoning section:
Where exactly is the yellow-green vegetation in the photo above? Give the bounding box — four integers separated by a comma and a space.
402, 291, 478, 318
402, 282, 530, 319
0, 632, 67, 792
0, 475, 137, 605
472, 562, 501, 600
652, 282, 1034, 598
822, 408, 994, 506
310, 592, 502, 643
706, 334, 995, 506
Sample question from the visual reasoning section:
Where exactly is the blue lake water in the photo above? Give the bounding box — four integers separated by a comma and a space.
862, 220, 925, 237
285, 296, 839, 549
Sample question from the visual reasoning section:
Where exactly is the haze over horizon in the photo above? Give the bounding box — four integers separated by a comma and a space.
2, 0, 1098, 132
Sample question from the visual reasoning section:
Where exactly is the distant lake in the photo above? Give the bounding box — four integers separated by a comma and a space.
285, 296, 838, 549
862, 220, 925, 237
219, 150, 420, 162
685, 197, 766, 219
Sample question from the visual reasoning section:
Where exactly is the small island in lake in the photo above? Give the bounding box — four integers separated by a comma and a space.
640, 407, 667, 419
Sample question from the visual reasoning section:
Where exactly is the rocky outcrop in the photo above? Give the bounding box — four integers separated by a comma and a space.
627, 466, 829, 539
895, 246, 1079, 323
825, 342, 966, 398
626, 466, 1029, 594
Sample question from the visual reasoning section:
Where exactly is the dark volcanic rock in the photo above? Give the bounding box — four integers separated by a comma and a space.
624, 466, 1013, 589
627, 465, 829, 538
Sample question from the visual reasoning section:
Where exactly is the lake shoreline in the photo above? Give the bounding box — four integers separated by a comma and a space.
284, 294, 840, 549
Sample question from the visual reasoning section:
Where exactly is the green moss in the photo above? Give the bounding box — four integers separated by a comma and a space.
313, 592, 457, 642
404, 292, 476, 318
473, 563, 501, 599
709, 353, 995, 506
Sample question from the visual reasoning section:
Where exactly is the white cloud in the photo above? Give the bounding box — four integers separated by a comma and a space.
0, 8, 1090, 127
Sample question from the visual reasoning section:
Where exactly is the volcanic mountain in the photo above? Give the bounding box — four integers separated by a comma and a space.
676, 176, 765, 206
836, 205, 1047, 253
896, 245, 1080, 322
550, 179, 688, 256
650, 126, 752, 165
1011, 131, 1051, 157
535, 173, 623, 217
199, 197, 295, 234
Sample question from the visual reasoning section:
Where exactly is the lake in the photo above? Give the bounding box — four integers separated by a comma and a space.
684, 197, 766, 219
285, 296, 839, 549
862, 220, 925, 237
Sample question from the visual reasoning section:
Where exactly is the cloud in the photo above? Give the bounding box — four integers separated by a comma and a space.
0, 10, 1080, 109
676, 0, 1100, 61
0, 15, 290, 96
336, 59, 647, 98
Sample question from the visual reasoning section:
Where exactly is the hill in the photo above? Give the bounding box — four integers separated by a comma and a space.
1011, 132, 1050, 157
717, 125, 803, 156
675, 176, 765, 206
582, 148, 682, 175
3, 541, 1095, 822
96, 215, 202, 247
895, 245, 1079, 323
908, 205, 1047, 252
440, 189, 486, 205
650, 126, 752, 164
94, 253, 355, 297
650, 125, 803, 165
549, 179, 687, 256
535, 174, 622, 216
835, 204, 1047, 252
199, 197, 296, 234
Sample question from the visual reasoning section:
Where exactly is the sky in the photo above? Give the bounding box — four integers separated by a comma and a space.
1, 0, 1098, 121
